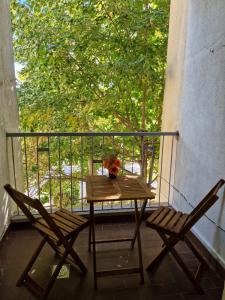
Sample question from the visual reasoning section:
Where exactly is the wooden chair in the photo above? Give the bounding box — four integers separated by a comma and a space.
145, 179, 225, 293
4, 184, 89, 300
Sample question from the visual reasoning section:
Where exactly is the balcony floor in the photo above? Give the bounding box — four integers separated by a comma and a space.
0, 221, 223, 300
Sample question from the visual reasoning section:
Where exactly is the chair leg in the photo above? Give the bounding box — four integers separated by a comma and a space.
18, 233, 87, 299
47, 234, 87, 275
41, 249, 70, 300
64, 236, 87, 274
170, 246, 204, 293
184, 236, 206, 280
146, 244, 171, 272
69, 247, 87, 274
159, 232, 204, 294
131, 199, 147, 248
46, 236, 61, 255
17, 236, 47, 286
41, 235, 87, 299
184, 236, 205, 264
88, 219, 92, 252
146, 234, 178, 272
134, 200, 144, 284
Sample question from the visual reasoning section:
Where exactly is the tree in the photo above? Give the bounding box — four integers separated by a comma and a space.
11, 1, 170, 210
11, 0, 170, 133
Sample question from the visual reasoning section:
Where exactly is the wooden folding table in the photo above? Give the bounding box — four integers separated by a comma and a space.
86, 175, 155, 288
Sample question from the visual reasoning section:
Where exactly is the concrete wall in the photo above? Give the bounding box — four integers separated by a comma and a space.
0, 0, 19, 239
162, 0, 225, 267
158, 0, 189, 204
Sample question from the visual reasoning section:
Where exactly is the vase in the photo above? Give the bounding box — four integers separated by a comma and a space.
109, 173, 117, 179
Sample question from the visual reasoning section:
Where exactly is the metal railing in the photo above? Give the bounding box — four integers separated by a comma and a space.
6, 131, 178, 216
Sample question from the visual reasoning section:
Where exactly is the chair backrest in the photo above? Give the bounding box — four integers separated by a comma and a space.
181, 179, 225, 235
4, 184, 38, 223
4, 184, 65, 241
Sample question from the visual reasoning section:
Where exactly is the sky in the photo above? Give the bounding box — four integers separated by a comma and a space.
14, 62, 23, 79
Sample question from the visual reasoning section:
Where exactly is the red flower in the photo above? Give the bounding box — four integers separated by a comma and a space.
114, 159, 121, 167
103, 155, 121, 175
109, 166, 119, 175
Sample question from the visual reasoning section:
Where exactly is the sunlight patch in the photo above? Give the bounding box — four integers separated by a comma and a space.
52, 264, 70, 279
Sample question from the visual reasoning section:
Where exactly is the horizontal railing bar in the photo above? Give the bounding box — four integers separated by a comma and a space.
11, 207, 161, 220
37, 147, 49, 152
6, 131, 179, 138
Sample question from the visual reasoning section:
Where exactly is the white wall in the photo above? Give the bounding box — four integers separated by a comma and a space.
0, 0, 19, 239
162, 0, 225, 267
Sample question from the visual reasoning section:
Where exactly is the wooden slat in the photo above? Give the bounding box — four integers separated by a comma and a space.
191, 195, 218, 222
86, 175, 156, 202
86, 176, 120, 201
59, 208, 87, 223
146, 207, 164, 224
49, 219, 72, 233
151, 207, 171, 225
165, 211, 183, 231
52, 213, 79, 230
36, 218, 69, 236
55, 211, 84, 226
33, 222, 58, 241
159, 208, 177, 228
189, 179, 225, 220
136, 177, 156, 198
172, 214, 190, 234
117, 176, 154, 198
51, 217, 76, 232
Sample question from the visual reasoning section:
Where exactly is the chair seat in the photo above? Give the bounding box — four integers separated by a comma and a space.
146, 207, 190, 235
33, 208, 88, 242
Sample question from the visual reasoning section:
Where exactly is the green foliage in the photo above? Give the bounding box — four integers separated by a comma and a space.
11, 1, 169, 210
11, 0, 170, 132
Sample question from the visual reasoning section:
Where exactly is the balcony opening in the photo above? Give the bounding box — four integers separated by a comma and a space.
9, 0, 172, 215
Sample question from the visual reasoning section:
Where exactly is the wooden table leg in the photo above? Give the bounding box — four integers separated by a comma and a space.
90, 202, 97, 289
131, 199, 147, 248
88, 218, 92, 252
134, 200, 144, 284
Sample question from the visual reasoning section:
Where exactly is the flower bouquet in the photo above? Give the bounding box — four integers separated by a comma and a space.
103, 154, 121, 179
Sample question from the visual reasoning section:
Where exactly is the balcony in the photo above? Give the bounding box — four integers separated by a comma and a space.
0, 0, 225, 299
0, 130, 224, 300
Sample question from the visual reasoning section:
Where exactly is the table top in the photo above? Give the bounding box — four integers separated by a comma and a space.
86, 175, 155, 203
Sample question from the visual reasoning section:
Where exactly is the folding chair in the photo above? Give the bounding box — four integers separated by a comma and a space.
4, 184, 89, 300
145, 179, 225, 294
